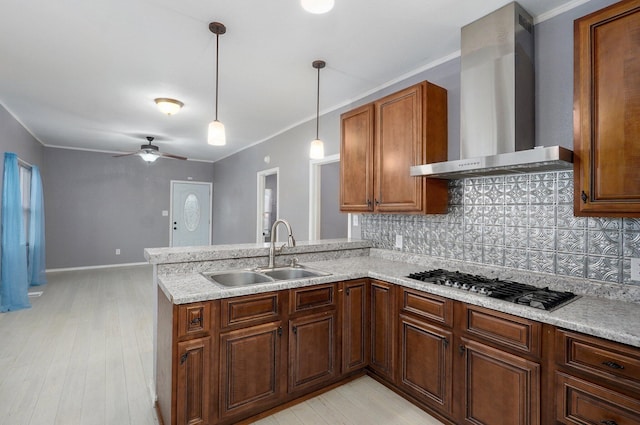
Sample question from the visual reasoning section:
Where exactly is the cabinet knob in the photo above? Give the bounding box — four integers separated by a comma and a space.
375, 199, 380, 206
180, 353, 189, 365
367, 199, 372, 208
292, 326, 297, 335
458, 345, 466, 355
346, 288, 350, 296
581, 191, 588, 203
277, 327, 282, 336
602, 361, 624, 370
190, 317, 202, 326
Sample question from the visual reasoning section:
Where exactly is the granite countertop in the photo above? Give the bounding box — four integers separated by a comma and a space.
157, 255, 640, 348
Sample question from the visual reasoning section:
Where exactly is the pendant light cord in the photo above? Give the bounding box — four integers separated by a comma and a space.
315, 66, 320, 139
215, 33, 219, 121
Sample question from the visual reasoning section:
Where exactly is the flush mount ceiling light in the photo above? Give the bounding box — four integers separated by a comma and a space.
309, 60, 326, 160
301, 0, 334, 14
208, 22, 226, 146
154, 98, 184, 115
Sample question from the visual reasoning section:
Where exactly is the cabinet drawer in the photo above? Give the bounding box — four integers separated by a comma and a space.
177, 302, 211, 337
556, 372, 640, 425
463, 305, 541, 357
556, 329, 640, 392
401, 288, 453, 326
221, 291, 281, 329
290, 284, 336, 314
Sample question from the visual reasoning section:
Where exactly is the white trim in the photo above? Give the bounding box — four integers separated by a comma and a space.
308, 154, 348, 241
256, 167, 280, 244
534, 0, 591, 24
169, 180, 213, 247
46, 261, 149, 273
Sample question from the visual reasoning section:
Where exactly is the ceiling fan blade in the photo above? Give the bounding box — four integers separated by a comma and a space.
160, 152, 187, 160
112, 152, 139, 158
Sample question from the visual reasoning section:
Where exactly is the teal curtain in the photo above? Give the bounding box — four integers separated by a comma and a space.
28, 165, 46, 286
0, 152, 30, 312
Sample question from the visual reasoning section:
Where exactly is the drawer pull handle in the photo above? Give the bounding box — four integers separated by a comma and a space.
443, 338, 449, 348
458, 345, 466, 355
602, 361, 624, 370
190, 317, 202, 326
346, 288, 350, 296
277, 327, 282, 336
581, 191, 588, 203
600, 420, 618, 425
293, 326, 297, 335
180, 353, 189, 365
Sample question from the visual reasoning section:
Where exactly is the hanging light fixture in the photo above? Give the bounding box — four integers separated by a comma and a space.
309, 60, 326, 159
154, 98, 184, 115
301, 0, 335, 14
208, 22, 226, 146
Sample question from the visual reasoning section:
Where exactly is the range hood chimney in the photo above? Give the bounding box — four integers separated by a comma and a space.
411, 2, 573, 179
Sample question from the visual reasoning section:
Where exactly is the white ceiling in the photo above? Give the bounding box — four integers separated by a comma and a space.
0, 0, 578, 162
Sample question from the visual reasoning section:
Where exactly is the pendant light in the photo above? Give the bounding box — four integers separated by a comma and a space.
301, 0, 335, 14
309, 60, 326, 159
208, 22, 226, 146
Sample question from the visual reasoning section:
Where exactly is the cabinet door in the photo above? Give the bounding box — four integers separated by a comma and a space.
459, 338, 540, 425
218, 322, 285, 421
342, 279, 369, 374
340, 104, 374, 212
399, 315, 453, 415
289, 311, 338, 393
370, 280, 396, 381
176, 337, 211, 425
374, 84, 424, 212
574, 0, 640, 216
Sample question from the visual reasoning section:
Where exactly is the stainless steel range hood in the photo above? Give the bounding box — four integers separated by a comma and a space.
411, 2, 573, 179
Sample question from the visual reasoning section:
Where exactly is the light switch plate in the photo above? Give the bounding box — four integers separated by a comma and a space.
162, 210, 169, 217
395, 235, 403, 249
115, 249, 121, 255
631, 258, 640, 282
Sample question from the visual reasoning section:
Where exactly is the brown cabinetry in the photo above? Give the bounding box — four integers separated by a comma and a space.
176, 337, 212, 425
341, 279, 369, 374
574, 0, 640, 217
555, 328, 640, 424
340, 81, 448, 214
369, 279, 397, 381
398, 289, 454, 416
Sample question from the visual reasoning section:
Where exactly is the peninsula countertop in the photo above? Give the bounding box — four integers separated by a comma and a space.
156, 254, 640, 348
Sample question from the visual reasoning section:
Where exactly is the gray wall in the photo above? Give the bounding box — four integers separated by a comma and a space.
43, 148, 214, 268
211, 0, 616, 246
320, 162, 347, 239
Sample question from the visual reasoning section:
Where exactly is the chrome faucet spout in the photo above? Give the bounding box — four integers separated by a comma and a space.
268, 219, 295, 268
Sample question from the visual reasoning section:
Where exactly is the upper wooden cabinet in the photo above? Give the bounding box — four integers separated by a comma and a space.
340, 81, 449, 214
574, 0, 640, 217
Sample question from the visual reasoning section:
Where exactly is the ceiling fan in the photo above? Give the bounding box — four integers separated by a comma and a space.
113, 136, 187, 163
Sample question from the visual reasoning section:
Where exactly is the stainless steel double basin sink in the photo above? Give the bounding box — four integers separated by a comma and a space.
202, 266, 330, 287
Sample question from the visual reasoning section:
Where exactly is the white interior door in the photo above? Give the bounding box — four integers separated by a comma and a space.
171, 181, 212, 247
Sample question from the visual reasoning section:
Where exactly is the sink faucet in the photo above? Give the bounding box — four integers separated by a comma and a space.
268, 219, 296, 268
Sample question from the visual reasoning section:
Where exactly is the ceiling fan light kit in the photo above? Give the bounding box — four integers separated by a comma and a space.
154, 98, 184, 115
113, 136, 187, 163
208, 21, 227, 146
309, 59, 326, 159
301, 0, 334, 14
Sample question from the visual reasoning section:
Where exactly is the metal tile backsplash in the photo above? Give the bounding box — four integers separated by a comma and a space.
360, 171, 640, 285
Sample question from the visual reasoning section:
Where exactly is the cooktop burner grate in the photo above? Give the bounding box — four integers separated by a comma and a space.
407, 269, 577, 311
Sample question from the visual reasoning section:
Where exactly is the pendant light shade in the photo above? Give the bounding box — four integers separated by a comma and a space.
208, 120, 226, 146
208, 22, 226, 146
301, 0, 335, 14
309, 60, 326, 159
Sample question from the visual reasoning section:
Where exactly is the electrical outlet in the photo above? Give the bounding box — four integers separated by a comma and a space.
631, 258, 640, 282
162, 210, 168, 217
115, 249, 121, 255
395, 235, 403, 249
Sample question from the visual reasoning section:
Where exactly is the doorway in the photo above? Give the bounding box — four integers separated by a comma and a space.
256, 168, 279, 243
308, 154, 349, 241
170, 181, 212, 247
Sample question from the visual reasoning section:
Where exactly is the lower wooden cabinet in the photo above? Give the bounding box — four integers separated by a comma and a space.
289, 311, 338, 393
342, 279, 369, 374
370, 279, 397, 381
399, 314, 453, 414
176, 337, 212, 425
458, 338, 540, 425
218, 321, 285, 422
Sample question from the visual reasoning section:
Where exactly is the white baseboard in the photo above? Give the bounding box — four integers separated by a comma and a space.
46, 262, 149, 273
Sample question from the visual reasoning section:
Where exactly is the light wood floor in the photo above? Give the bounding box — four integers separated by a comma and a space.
0, 266, 444, 425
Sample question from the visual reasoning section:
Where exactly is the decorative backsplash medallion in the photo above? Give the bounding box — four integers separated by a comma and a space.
361, 171, 640, 285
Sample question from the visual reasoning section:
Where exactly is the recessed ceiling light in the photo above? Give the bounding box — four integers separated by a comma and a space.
154, 98, 184, 115
301, 0, 334, 14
